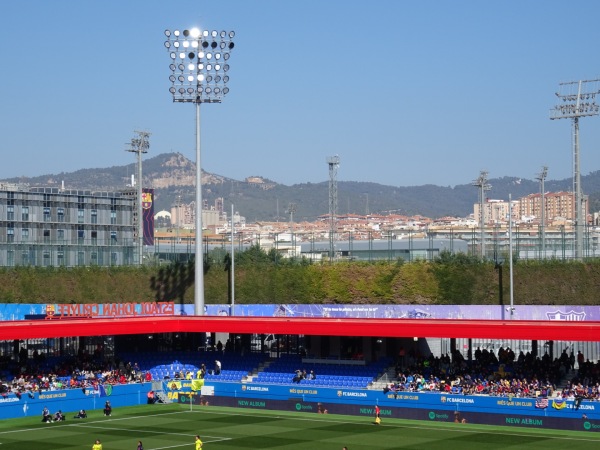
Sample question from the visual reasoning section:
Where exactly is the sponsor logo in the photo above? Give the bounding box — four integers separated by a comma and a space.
237, 400, 265, 408
142, 192, 153, 210
441, 396, 475, 404
245, 386, 269, 392
505, 417, 543, 426
338, 391, 367, 398
295, 403, 313, 411
428, 411, 449, 420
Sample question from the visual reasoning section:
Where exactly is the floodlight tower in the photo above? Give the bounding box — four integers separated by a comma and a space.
472, 170, 491, 259
550, 79, 600, 260
327, 155, 340, 261
286, 203, 297, 257
126, 130, 150, 265
164, 27, 235, 315
535, 166, 548, 258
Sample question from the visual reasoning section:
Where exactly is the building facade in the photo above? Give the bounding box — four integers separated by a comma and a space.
0, 184, 136, 267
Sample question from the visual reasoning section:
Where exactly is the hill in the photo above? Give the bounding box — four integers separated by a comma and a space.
2, 152, 600, 221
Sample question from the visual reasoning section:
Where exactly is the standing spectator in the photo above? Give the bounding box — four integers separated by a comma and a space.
214, 360, 221, 375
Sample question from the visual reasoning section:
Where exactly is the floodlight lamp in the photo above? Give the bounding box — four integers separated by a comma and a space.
183, 29, 190, 37
223, 64, 230, 72
169, 87, 176, 93
223, 53, 230, 60
178, 87, 185, 93
179, 52, 185, 59
223, 75, 229, 83
215, 75, 221, 82
229, 31, 235, 38
190, 28, 201, 38
188, 52, 195, 59
215, 53, 221, 60
178, 75, 184, 82
211, 41, 217, 49
187, 75, 194, 82
223, 87, 229, 94
211, 30, 217, 37
169, 64, 176, 71
202, 41, 209, 48
170, 52, 176, 59
187, 87, 194, 93
174, 30, 180, 37
205, 87, 212, 94
214, 87, 221, 94
164, 41, 171, 49
203, 30, 209, 37
192, 41, 199, 48
206, 75, 213, 82
165, 30, 171, 37
188, 63, 195, 70
220, 42, 226, 49
199, 51, 205, 58
169, 75, 176, 82
198, 63, 204, 70
173, 41, 180, 48
206, 64, 212, 70
228, 42, 235, 49
197, 87, 203, 93
183, 41, 190, 48
198, 74, 205, 81
178, 64, 185, 70
206, 53, 212, 59
220, 31, 226, 38
215, 64, 221, 71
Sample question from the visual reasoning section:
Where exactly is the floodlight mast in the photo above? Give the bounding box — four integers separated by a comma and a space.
550, 79, 600, 261
535, 166, 548, 258
126, 130, 150, 266
472, 170, 491, 259
165, 27, 235, 315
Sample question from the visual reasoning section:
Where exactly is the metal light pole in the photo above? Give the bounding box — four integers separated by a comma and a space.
165, 27, 235, 315
472, 171, 491, 259
535, 166, 548, 259
126, 130, 150, 265
550, 79, 600, 260
231, 203, 235, 316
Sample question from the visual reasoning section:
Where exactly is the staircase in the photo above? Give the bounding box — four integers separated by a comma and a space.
369, 366, 397, 390
154, 391, 172, 404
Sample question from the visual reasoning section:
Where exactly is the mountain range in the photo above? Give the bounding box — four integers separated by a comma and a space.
3, 152, 600, 221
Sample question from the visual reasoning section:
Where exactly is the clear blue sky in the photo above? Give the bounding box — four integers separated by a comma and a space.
1, 1, 599, 188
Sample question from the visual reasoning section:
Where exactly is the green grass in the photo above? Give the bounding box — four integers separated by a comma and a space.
0, 404, 599, 449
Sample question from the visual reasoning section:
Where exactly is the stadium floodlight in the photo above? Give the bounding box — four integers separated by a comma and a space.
164, 27, 235, 315
550, 79, 600, 261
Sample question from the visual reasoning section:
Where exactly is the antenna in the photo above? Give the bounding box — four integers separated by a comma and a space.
550, 78, 600, 260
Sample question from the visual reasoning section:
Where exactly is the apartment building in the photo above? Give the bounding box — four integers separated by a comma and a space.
0, 184, 136, 267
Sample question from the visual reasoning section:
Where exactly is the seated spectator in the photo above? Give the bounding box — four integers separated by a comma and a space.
42, 406, 52, 423
292, 369, 303, 383
309, 370, 316, 380
53, 410, 65, 421
74, 409, 87, 419
145, 371, 152, 382
103, 400, 112, 416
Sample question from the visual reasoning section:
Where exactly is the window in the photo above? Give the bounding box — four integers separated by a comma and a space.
43, 229, 50, 243
43, 251, 51, 267
7, 228, 14, 243
7, 250, 14, 267
6, 205, 14, 221
57, 229, 65, 240
57, 250, 64, 266
91, 209, 98, 224
111, 252, 118, 265
110, 231, 117, 243
22, 207, 29, 221
78, 209, 84, 224
57, 208, 64, 222
21, 228, 29, 241
110, 211, 117, 225
91, 252, 98, 265
43, 207, 51, 222
77, 251, 85, 265
77, 226, 84, 243
91, 230, 98, 244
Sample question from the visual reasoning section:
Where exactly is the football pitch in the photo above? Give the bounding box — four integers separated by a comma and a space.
0, 403, 598, 450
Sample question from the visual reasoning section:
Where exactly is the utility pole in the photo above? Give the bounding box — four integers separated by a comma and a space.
551, 79, 600, 260
535, 166, 548, 258
126, 130, 150, 265
327, 155, 340, 261
286, 202, 297, 257
472, 170, 491, 259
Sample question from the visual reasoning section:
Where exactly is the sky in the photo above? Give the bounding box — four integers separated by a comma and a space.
1, 1, 600, 188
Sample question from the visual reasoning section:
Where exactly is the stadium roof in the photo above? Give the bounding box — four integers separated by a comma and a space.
1, 316, 598, 341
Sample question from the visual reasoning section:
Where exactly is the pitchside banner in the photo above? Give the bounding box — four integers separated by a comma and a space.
0, 303, 599, 321
142, 188, 154, 246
